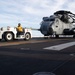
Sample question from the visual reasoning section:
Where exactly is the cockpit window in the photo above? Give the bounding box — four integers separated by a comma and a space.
50, 18, 55, 21
43, 17, 55, 21
43, 17, 49, 21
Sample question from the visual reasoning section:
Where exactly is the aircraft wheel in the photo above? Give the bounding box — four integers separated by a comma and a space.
73, 35, 75, 38
55, 35, 59, 38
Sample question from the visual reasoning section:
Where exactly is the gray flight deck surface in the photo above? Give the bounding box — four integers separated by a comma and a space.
0, 37, 75, 75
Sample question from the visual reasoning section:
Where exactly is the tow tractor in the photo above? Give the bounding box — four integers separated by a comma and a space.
0, 26, 32, 41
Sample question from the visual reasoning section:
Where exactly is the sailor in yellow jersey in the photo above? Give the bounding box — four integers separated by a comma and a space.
17, 23, 23, 32
17, 23, 23, 36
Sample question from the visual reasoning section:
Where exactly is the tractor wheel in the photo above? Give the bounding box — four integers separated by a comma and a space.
4, 33, 14, 41
24, 33, 31, 41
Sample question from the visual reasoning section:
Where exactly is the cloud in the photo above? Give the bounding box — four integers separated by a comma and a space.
0, 0, 75, 28
65, 0, 75, 12
22, 0, 69, 16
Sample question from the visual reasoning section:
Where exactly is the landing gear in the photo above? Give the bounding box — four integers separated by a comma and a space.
55, 35, 59, 38
73, 35, 75, 38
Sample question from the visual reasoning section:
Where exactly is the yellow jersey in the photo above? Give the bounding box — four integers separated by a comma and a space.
17, 26, 23, 32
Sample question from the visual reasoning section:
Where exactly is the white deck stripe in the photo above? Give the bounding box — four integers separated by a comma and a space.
44, 41, 75, 51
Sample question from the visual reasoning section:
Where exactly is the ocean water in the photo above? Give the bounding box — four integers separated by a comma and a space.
32, 30, 43, 37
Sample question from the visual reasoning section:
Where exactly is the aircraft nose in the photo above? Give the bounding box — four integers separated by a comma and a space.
48, 27, 53, 35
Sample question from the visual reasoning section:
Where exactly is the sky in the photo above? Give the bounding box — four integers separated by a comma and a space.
0, 0, 75, 37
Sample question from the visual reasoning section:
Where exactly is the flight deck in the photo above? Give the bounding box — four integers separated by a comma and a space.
0, 37, 75, 75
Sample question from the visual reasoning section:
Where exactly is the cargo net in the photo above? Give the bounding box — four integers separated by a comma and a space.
54, 10, 75, 23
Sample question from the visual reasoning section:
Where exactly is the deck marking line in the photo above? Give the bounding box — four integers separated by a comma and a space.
44, 41, 75, 51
